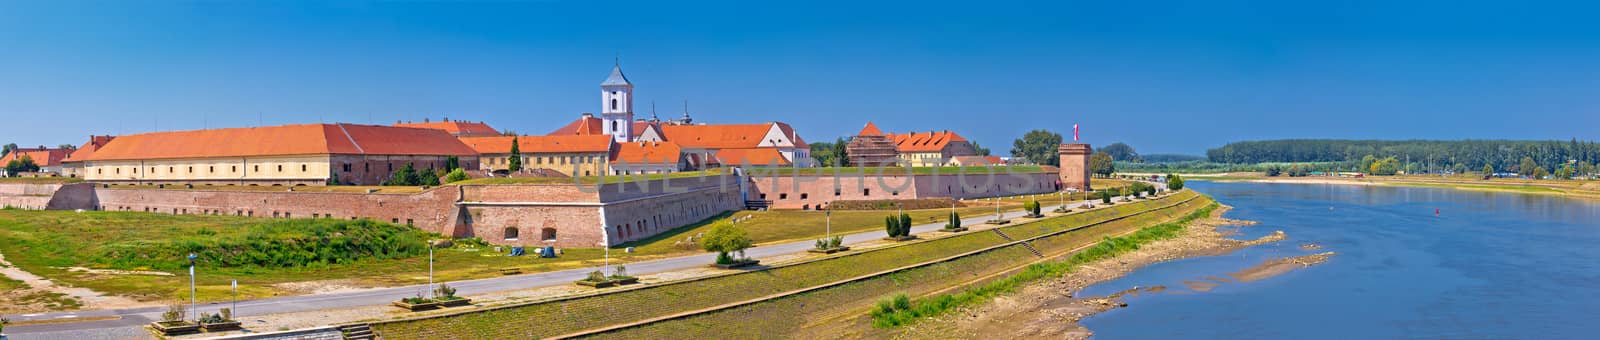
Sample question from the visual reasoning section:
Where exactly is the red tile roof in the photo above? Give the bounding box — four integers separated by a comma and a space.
611, 141, 682, 164
715, 148, 791, 166
394, 120, 500, 137
857, 122, 885, 136
547, 115, 652, 138
457, 135, 614, 154
80, 124, 478, 161
1, 148, 70, 167
62, 135, 116, 163
885, 130, 967, 153
657, 122, 807, 149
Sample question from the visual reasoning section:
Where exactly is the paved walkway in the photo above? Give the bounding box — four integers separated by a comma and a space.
5, 194, 1108, 338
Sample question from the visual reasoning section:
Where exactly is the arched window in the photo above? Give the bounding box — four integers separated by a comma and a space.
612, 99, 618, 111
504, 227, 520, 241
542, 228, 557, 241
611, 121, 618, 131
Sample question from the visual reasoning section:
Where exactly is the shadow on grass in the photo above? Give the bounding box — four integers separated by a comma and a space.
614, 211, 737, 251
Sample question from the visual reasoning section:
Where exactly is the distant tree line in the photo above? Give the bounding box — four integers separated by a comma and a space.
1205, 139, 1600, 174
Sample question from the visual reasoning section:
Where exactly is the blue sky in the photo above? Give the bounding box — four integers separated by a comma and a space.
3, 0, 1599, 155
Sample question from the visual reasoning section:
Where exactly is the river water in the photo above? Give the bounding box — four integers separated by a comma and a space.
1078, 181, 1600, 339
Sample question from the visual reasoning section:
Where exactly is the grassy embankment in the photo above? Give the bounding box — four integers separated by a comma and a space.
870, 202, 1218, 327
588, 194, 1211, 339
366, 191, 1204, 339
0, 177, 83, 184
1185, 172, 1600, 198
0, 191, 1045, 304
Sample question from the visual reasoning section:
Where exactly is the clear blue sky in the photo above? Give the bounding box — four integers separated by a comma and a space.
3, 1, 1599, 155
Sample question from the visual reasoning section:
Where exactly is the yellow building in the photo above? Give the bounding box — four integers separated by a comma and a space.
459, 135, 615, 177
76, 124, 479, 186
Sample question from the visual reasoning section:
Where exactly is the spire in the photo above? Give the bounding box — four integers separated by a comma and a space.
651, 101, 659, 122
602, 59, 631, 86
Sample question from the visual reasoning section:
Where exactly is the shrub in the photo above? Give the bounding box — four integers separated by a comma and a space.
435, 283, 457, 298
162, 303, 185, 322
220, 308, 232, 321
444, 168, 470, 183
612, 265, 630, 279
96, 218, 430, 271
585, 270, 608, 282
1166, 174, 1184, 190
701, 222, 753, 264
829, 236, 843, 248
946, 212, 962, 229
899, 213, 912, 236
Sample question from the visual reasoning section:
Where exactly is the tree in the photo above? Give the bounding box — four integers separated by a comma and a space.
899, 213, 912, 236
1579, 162, 1596, 178
1371, 157, 1400, 176
1533, 166, 1549, 179
1011, 130, 1063, 165
1101, 189, 1112, 204
1166, 174, 1184, 190
444, 168, 469, 183
1089, 152, 1115, 177
701, 222, 753, 264
384, 163, 422, 186
1483, 164, 1494, 176
6, 155, 40, 176
947, 211, 961, 229
885, 215, 899, 237
1, 143, 15, 156
507, 136, 523, 172
1555, 164, 1574, 179
3, 160, 18, 177
971, 141, 991, 156
809, 141, 835, 166
445, 156, 459, 171
832, 137, 850, 166
1265, 165, 1283, 177
1097, 142, 1140, 162
1518, 156, 1537, 177
1360, 155, 1377, 174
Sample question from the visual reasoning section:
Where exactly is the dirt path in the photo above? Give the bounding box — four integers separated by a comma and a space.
0, 251, 148, 312
898, 205, 1291, 339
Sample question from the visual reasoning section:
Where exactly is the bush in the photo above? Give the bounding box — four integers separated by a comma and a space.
702, 222, 753, 264
611, 265, 631, 279
585, 270, 608, 282
444, 168, 470, 183
884, 215, 899, 237
435, 283, 457, 298
946, 212, 962, 229
899, 213, 912, 235
163, 303, 186, 322
96, 218, 431, 271
1166, 174, 1184, 190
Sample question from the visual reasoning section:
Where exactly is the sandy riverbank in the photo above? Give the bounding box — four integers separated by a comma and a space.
897, 205, 1309, 339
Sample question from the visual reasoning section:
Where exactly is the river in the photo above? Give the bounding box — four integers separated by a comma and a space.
1078, 181, 1600, 339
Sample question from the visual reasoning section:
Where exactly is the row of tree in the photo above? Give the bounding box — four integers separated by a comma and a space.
1205, 139, 1600, 174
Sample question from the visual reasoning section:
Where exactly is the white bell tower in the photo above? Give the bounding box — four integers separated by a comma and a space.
600, 61, 634, 142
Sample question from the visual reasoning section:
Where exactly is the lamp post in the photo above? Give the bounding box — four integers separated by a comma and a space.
825, 209, 831, 240
187, 253, 197, 322
427, 244, 434, 299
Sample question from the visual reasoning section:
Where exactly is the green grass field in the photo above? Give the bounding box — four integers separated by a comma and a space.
0, 177, 83, 184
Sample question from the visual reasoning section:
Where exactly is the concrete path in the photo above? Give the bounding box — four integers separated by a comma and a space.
5, 194, 1109, 338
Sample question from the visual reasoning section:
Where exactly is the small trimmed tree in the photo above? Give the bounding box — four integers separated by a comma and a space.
702, 222, 753, 264
507, 136, 523, 172
1101, 190, 1113, 204
947, 211, 961, 229
899, 213, 912, 236
445, 156, 459, 172
444, 168, 469, 183
885, 215, 899, 237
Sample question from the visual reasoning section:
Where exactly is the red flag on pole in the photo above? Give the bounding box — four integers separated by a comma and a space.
1073, 124, 1079, 141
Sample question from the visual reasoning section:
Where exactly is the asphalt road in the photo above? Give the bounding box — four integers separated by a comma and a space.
6, 195, 1102, 338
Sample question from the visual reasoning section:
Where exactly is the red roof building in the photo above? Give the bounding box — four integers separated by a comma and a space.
395, 119, 501, 137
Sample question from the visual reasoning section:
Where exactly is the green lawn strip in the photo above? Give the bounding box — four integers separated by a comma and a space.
0, 177, 83, 184
452, 169, 735, 185
619, 205, 1021, 254
366, 191, 1197, 339
583, 195, 1213, 339
0, 211, 629, 301
870, 201, 1219, 328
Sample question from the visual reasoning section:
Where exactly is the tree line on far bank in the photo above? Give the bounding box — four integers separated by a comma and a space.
1204, 139, 1600, 175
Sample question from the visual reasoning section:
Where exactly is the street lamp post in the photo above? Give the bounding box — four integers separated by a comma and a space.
427, 244, 434, 299
825, 210, 831, 240
187, 253, 197, 322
